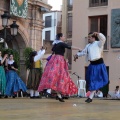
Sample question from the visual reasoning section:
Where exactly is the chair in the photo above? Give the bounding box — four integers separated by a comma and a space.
77, 80, 86, 97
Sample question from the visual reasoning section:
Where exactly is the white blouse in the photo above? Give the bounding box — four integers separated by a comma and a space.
34, 49, 45, 62
77, 33, 106, 61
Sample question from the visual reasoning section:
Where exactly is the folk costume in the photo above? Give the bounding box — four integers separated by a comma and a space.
77, 33, 108, 103
0, 57, 6, 96
38, 40, 78, 101
27, 49, 45, 98
5, 60, 27, 97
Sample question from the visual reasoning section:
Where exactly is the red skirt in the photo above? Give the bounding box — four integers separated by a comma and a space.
38, 55, 78, 95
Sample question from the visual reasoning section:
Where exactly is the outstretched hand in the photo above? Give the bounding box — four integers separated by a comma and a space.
74, 54, 78, 62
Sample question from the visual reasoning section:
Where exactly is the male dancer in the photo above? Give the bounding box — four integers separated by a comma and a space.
74, 32, 108, 103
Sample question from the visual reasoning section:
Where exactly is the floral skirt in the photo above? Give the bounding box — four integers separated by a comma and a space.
38, 55, 78, 95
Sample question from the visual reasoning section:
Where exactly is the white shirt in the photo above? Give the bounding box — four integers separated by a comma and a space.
34, 49, 45, 62
77, 33, 106, 61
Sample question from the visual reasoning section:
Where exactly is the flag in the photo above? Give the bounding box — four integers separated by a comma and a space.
10, 0, 28, 18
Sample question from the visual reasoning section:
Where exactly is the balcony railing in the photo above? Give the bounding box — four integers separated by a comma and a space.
89, 0, 108, 7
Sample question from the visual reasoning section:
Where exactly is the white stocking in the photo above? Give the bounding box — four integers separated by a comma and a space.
47, 89, 51, 94
89, 91, 95, 99
30, 90, 34, 97
57, 92, 62, 98
35, 91, 39, 97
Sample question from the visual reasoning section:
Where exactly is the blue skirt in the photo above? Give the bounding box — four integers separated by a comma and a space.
86, 63, 108, 91
5, 70, 27, 96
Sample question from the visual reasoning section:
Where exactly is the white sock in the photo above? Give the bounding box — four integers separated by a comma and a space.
57, 92, 62, 98
47, 89, 51, 94
35, 91, 39, 97
89, 91, 95, 99
30, 90, 34, 97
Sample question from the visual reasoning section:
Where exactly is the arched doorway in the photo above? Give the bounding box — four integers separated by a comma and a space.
0, 28, 27, 82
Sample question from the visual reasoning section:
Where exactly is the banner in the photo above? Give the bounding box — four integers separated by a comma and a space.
10, 0, 28, 18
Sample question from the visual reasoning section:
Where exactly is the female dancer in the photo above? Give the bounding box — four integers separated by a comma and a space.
38, 33, 80, 102
27, 47, 45, 98
0, 51, 7, 97
5, 54, 27, 98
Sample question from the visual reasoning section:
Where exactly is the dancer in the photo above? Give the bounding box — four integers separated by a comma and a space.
5, 54, 27, 98
74, 32, 108, 103
38, 33, 80, 102
27, 47, 45, 98
0, 51, 7, 97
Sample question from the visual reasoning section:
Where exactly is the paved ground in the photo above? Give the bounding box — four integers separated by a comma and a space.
0, 97, 120, 120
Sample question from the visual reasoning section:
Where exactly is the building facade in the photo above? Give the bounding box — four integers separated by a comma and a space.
42, 11, 62, 68
62, 0, 73, 69
42, 11, 62, 42
62, 0, 120, 92
0, 0, 51, 81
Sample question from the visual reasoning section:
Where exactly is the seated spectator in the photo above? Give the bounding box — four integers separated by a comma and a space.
94, 90, 103, 98
114, 86, 120, 99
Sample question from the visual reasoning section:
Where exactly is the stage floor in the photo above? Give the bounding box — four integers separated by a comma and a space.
0, 97, 119, 120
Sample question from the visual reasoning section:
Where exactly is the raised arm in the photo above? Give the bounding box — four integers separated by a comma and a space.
34, 49, 45, 62
94, 32, 106, 47
1, 54, 8, 64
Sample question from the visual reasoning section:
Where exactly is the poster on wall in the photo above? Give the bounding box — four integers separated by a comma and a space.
10, 0, 28, 18
111, 9, 120, 48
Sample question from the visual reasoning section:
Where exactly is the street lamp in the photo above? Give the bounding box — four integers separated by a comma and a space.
1, 11, 10, 27
10, 21, 19, 36
1, 11, 19, 48
1, 11, 10, 48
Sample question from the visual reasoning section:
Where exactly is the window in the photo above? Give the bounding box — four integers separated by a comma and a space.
45, 31, 51, 40
89, 0, 108, 7
45, 16, 51, 28
89, 15, 108, 50
67, 0, 73, 11
67, 13, 72, 38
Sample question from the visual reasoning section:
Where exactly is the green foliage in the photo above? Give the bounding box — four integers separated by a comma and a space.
23, 47, 33, 69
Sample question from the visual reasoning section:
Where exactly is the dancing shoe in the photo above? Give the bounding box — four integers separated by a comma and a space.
30, 96, 35, 99
58, 97, 65, 102
85, 98, 92, 103
34, 96, 42, 99
4, 95, 8, 98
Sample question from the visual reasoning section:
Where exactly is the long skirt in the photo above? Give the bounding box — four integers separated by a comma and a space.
86, 63, 108, 91
27, 68, 42, 90
38, 55, 78, 95
0, 66, 6, 95
5, 70, 27, 96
